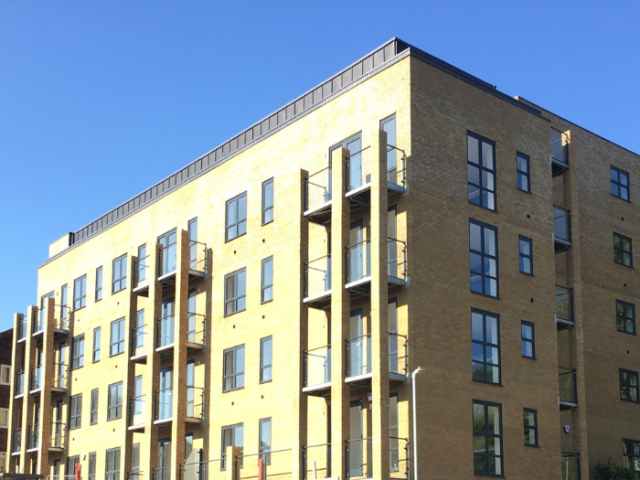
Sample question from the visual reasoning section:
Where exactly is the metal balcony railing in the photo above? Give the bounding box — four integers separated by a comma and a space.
126, 472, 143, 480
303, 345, 331, 388
559, 367, 578, 406
50, 421, 66, 450
345, 437, 373, 480
236, 449, 293, 480
556, 286, 574, 326
554, 206, 572, 246
27, 424, 39, 451
387, 145, 407, 191
53, 363, 68, 391
15, 371, 24, 397
53, 304, 71, 331
187, 312, 206, 347
387, 237, 407, 281
129, 395, 145, 427
131, 324, 149, 358
302, 443, 331, 480
186, 386, 204, 421
346, 240, 371, 284
304, 166, 332, 213
390, 437, 409, 479
346, 334, 372, 378
179, 458, 223, 480
388, 333, 408, 377
152, 466, 170, 480
346, 146, 371, 193
156, 316, 175, 349
133, 255, 150, 289
158, 243, 177, 278
304, 255, 332, 299
561, 452, 581, 480
189, 240, 208, 274
12, 428, 21, 454
154, 389, 173, 422
30, 366, 42, 392
551, 129, 569, 167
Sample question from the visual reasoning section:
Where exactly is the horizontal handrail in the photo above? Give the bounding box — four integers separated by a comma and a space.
346, 238, 371, 250
304, 254, 331, 266
346, 436, 373, 443
303, 443, 332, 449
553, 204, 571, 213
346, 333, 371, 342
346, 146, 371, 159
307, 165, 331, 179
304, 344, 331, 354
236, 448, 292, 460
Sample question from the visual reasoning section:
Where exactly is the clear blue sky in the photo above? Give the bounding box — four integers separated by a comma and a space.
1, 1, 638, 330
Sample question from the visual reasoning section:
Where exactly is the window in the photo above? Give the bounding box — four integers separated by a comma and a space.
261, 257, 273, 303
472, 401, 503, 476
90, 388, 99, 425
185, 433, 194, 461
516, 152, 530, 193
225, 269, 246, 316
188, 218, 198, 269
223, 345, 245, 392
623, 439, 640, 472
518, 236, 533, 275
523, 408, 538, 447
74, 275, 87, 310
110, 318, 125, 357
108, 382, 123, 420
106, 448, 121, 480
93, 327, 101, 363
382, 115, 398, 183
469, 220, 498, 298
0, 408, 8, 428
620, 369, 639, 402
0, 453, 6, 472
390, 393, 399, 472
112, 255, 127, 293
89, 452, 96, 480
132, 444, 140, 478
95, 267, 103, 302
72, 334, 84, 370
262, 178, 274, 225
221, 423, 243, 470
69, 394, 82, 429
226, 192, 247, 241
0, 365, 10, 385
471, 310, 501, 385
137, 245, 146, 283
260, 337, 273, 383
259, 418, 272, 465
67, 456, 80, 477
611, 166, 630, 201
617, 300, 636, 335
614, 232, 633, 267
467, 132, 496, 211
521, 321, 535, 359
61, 284, 68, 322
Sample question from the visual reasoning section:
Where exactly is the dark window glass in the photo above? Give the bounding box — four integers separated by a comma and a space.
467, 132, 496, 211
112, 255, 127, 293
611, 166, 630, 201
623, 439, 640, 472
261, 257, 273, 304
226, 192, 247, 241
614, 232, 633, 267
523, 409, 538, 447
262, 178, 274, 225
225, 269, 246, 316
519, 236, 533, 275
469, 220, 499, 298
521, 321, 535, 359
89, 452, 96, 480
259, 418, 272, 465
108, 382, 123, 420
72, 335, 84, 370
471, 310, 500, 385
472, 401, 503, 476
137, 245, 147, 283
93, 327, 101, 363
90, 389, 98, 425
223, 345, 245, 392
105, 448, 121, 480
74, 275, 87, 310
620, 369, 639, 403
260, 337, 273, 383
517, 152, 530, 192
69, 394, 82, 429
95, 267, 103, 302
110, 318, 125, 357
617, 300, 636, 335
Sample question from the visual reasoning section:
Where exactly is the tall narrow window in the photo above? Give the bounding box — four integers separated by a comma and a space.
90, 388, 99, 425
623, 439, 640, 472
467, 132, 496, 210
259, 418, 272, 464
72, 334, 84, 370
225, 269, 246, 316
131, 444, 140, 480
469, 220, 499, 298
260, 336, 273, 383
262, 178, 274, 225
137, 245, 146, 283
0, 365, 10, 385
221, 423, 244, 470
518, 236, 533, 275
89, 452, 96, 480
614, 232, 633, 267
472, 401, 503, 476
611, 166, 630, 201
389, 393, 399, 472
70, 394, 82, 429
516, 152, 530, 192
521, 321, 535, 359
188, 218, 198, 270
471, 310, 501, 385
382, 115, 398, 184
617, 300, 636, 335
108, 382, 123, 420
74, 275, 87, 310
95, 267, 103, 302
223, 345, 245, 392
110, 318, 125, 357
261, 257, 273, 303
112, 255, 127, 293
226, 192, 247, 241
60, 284, 68, 324
523, 409, 538, 447
93, 327, 101, 363
105, 448, 121, 480
620, 369, 639, 403
185, 434, 194, 461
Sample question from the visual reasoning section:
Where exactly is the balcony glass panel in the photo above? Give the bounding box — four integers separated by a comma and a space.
130, 396, 145, 426
551, 130, 568, 166
554, 207, 571, 244
346, 334, 372, 378
304, 346, 331, 388
556, 286, 574, 324
305, 167, 332, 212
559, 367, 578, 404
346, 240, 371, 284
51, 421, 66, 449
304, 255, 332, 299
156, 389, 173, 421
157, 316, 175, 348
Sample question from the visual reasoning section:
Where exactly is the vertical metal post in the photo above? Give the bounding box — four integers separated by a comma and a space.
411, 368, 424, 480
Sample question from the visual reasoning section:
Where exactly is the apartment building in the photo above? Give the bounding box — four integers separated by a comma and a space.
5, 38, 640, 480
0, 328, 13, 472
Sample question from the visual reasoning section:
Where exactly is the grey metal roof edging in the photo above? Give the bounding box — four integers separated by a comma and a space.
44, 37, 548, 265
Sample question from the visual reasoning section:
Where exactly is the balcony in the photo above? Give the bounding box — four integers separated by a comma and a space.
345, 437, 372, 480
186, 386, 204, 423
303, 345, 331, 395
556, 286, 574, 329
133, 254, 151, 297
27, 424, 39, 452
345, 333, 408, 385
554, 206, 572, 252
154, 388, 173, 425
179, 458, 223, 480
390, 437, 410, 480
302, 444, 331, 480
30, 366, 42, 394
129, 395, 146, 430
303, 255, 332, 309
54, 309, 71, 335
50, 421, 66, 452
131, 324, 150, 363
12, 428, 21, 455
388, 333, 408, 381
346, 239, 371, 296
15, 371, 24, 398
153, 467, 170, 480
304, 166, 332, 224
551, 129, 569, 177
387, 238, 408, 287
559, 367, 578, 409
188, 240, 208, 280
33, 311, 45, 336
187, 312, 206, 352
561, 452, 581, 480
156, 316, 175, 354
17, 315, 27, 343
52, 363, 68, 394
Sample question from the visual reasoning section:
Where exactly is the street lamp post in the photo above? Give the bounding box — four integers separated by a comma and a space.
412, 367, 424, 480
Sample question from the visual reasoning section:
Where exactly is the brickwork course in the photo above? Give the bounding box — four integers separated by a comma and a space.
5, 38, 640, 480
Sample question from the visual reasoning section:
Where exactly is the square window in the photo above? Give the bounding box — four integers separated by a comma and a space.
467, 132, 496, 211
521, 321, 535, 359
225, 269, 246, 316
472, 401, 503, 476
614, 232, 633, 267
620, 368, 639, 403
617, 300, 636, 335
223, 345, 245, 392
517, 152, 530, 193
523, 408, 538, 447
471, 310, 501, 385
611, 166, 630, 201
519, 236, 533, 275
226, 192, 248, 241
469, 220, 499, 298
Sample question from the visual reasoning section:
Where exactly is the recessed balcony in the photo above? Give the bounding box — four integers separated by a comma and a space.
14, 371, 24, 398
17, 316, 27, 343
303, 255, 332, 309
556, 285, 574, 330
559, 367, 578, 410
302, 443, 332, 480
11, 428, 21, 455
30, 366, 42, 395
303, 345, 331, 395
345, 333, 408, 386
49, 421, 66, 453
304, 166, 332, 225
550, 129, 569, 177
554, 206, 572, 252
132, 254, 150, 297
153, 387, 203, 426
154, 388, 173, 426
52, 363, 68, 394
26, 424, 39, 453
131, 324, 150, 363
129, 395, 146, 431
156, 316, 175, 355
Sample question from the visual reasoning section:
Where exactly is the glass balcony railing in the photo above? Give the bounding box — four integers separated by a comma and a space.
133, 255, 150, 289
303, 345, 331, 388
389, 437, 409, 479
187, 312, 206, 347
132, 324, 149, 358
304, 255, 332, 299
15, 371, 24, 396
153, 466, 171, 480
302, 444, 331, 480
179, 458, 223, 480
27, 424, 39, 451
157, 316, 175, 349
129, 395, 146, 427
559, 367, 578, 406
154, 389, 173, 422
30, 366, 42, 392
12, 428, 22, 454
551, 129, 569, 167
186, 386, 204, 421
189, 241, 208, 274
346, 240, 371, 284
386, 145, 407, 191
346, 334, 372, 378
236, 449, 293, 480
345, 437, 373, 480
158, 243, 177, 278
561, 453, 581, 480
304, 166, 332, 213
53, 363, 68, 391
556, 286, 574, 326
554, 206, 571, 246
346, 147, 371, 193
387, 238, 407, 281
388, 333, 408, 377
50, 421, 66, 450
